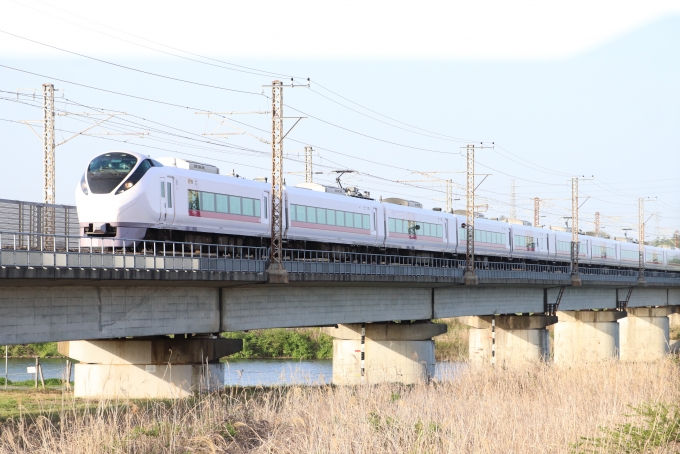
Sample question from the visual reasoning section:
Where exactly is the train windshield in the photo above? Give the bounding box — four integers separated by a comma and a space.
87, 153, 138, 194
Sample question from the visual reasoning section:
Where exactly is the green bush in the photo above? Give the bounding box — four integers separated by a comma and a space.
222, 329, 333, 360
0, 343, 62, 358
573, 402, 680, 453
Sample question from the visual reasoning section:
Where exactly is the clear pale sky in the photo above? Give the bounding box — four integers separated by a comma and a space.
1, 0, 679, 241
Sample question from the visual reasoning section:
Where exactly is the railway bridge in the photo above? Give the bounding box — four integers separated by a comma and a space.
1, 198, 679, 397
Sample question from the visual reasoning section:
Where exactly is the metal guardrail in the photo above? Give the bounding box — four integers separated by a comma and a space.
0, 232, 265, 273
0, 199, 79, 250
2, 231, 680, 284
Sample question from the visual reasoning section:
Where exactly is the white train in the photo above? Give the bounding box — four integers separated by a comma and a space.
75, 151, 680, 271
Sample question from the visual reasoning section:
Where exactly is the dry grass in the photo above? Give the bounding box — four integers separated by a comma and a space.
1, 358, 679, 453
433, 318, 469, 362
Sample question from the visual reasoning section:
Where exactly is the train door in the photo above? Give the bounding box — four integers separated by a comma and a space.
159, 176, 175, 224
159, 177, 167, 222
165, 177, 175, 224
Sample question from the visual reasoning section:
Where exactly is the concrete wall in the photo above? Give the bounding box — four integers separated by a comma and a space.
0, 287, 219, 345
221, 286, 431, 331
548, 288, 616, 311
434, 287, 544, 317
628, 288, 669, 308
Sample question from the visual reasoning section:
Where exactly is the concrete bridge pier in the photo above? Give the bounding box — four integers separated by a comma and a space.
619, 307, 676, 361
460, 315, 557, 366
553, 310, 627, 365
58, 337, 242, 398
322, 323, 446, 385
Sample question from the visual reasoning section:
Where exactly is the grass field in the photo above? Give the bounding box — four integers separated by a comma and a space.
1, 358, 679, 453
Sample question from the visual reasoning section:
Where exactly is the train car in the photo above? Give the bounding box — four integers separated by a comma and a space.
381, 198, 450, 252
457, 217, 510, 259
645, 245, 666, 271
508, 223, 550, 260
76, 151, 680, 275
620, 241, 640, 268
666, 248, 680, 270
551, 231, 590, 264
286, 183, 382, 247
589, 236, 620, 267
76, 151, 272, 246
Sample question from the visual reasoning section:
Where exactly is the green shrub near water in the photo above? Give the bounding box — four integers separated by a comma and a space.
0, 343, 62, 358
222, 328, 333, 360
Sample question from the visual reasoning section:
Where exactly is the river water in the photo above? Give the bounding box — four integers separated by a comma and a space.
1, 358, 464, 386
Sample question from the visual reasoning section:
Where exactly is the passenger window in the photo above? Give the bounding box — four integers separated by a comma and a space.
345, 212, 354, 228
354, 213, 362, 229
202, 192, 215, 212
423, 223, 431, 236
188, 190, 200, 210
362, 214, 370, 230
437, 225, 443, 238
296, 205, 305, 222
242, 198, 254, 216
161, 182, 165, 198
254, 199, 261, 217
388, 218, 395, 232
264, 197, 268, 218
326, 209, 336, 225
216, 194, 228, 213
306, 206, 317, 223
167, 183, 172, 208
317, 207, 326, 224
229, 196, 241, 215
336, 211, 345, 227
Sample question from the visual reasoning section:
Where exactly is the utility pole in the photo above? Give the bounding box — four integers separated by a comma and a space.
304, 146, 313, 183
263, 79, 309, 283
534, 197, 540, 227
510, 179, 516, 219
446, 179, 453, 213
43, 84, 55, 207
571, 177, 581, 285
42, 84, 56, 240
568, 176, 593, 286
20, 84, 145, 242
465, 144, 477, 285
268, 80, 287, 283
595, 212, 600, 236
462, 143, 494, 285
638, 198, 645, 286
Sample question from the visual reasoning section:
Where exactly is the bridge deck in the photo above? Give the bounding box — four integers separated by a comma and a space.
2, 231, 679, 287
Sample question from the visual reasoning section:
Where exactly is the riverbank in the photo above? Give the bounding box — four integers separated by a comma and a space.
1, 358, 679, 452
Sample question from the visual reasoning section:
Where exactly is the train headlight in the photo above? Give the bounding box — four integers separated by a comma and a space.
80, 173, 89, 195
124, 182, 134, 189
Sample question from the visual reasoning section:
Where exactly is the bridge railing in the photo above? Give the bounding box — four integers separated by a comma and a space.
281, 249, 465, 277
0, 231, 266, 273
3, 230, 680, 284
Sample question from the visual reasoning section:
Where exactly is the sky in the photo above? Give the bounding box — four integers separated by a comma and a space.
1, 0, 679, 241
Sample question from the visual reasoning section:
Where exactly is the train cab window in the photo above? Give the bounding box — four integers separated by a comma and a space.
87, 153, 138, 194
